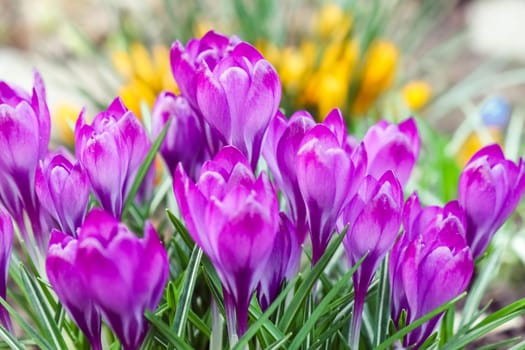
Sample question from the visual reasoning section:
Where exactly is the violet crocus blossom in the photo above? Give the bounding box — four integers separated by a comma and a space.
389, 194, 473, 348
75, 209, 169, 350
296, 109, 358, 265
195, 36, 281, 169
0, 209, 13, 331
262, 110, 316, 244
0, 71, 52, 251
151, 92, 208, 180
173, 146, 279, 337
342, 171, 403, 348
170, 30, 240, 109
257, 212, 300, 311
75, 98, 153, 218
361, 117, 420, 186
36, 149, 89, 236
458, 144, 525, 258
46, 230, 102, 350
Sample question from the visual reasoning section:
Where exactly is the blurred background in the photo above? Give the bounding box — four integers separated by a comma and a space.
1, 0, 525, 344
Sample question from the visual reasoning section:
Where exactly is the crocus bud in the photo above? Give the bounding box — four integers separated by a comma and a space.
341, 172, 403, 347
46, 230, 102, 350
195, 34, 282, 169
389, 194, 473, 348
458, 144, 525, 258
174, 146, 279, 336
151, 92, 208, 180
0, 209, 13, 331
361, 117, 420, 186
75, 98, 152, 218
262, 110, 316, 243
257, 212, 300, 311
296, 109, 355, 264
0, 71, 52, 251
76, 209, 169, 350
36, 149, 89, 236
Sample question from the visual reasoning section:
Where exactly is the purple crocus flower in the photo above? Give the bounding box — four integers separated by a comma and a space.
171, 30, 240, 110
361, 117, 420, 186
46, 230, 102, 350
0, 71, 52, 251
458, 144, 525, 258
75, 209, 169, 350
342, 171, 403, 348
257, 212, 300, 311
75, 98, 152, 218
389, 194, 473, 348
0, 208, 13, 331
194, 36, 281, 169
173, 146, 279, 336
36, 149, 89, 236
295, 109, 358, 265
151, 92, 208, 180
262, 110, 316, 244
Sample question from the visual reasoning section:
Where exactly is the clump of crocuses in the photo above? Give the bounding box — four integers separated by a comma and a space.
46, 209, 169, 350
0, 72, 52, 251
174, 146, 279, 337
390, 194, 473, 348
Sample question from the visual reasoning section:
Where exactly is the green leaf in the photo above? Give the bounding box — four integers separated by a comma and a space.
144, 311, 193, 350
477, 337, 521, 350
0, 298, 53, 350
373, 259, 390, 347
188, 310, 211, 338
375, 293, 466, 350
0, 325, 25, 350
122, 119, 171, 217
460, 249, 502, 328
233, 275, 296, 350
287, 255, 366, 350
166, 209, 195, 249
172, 247, 203, 338
278, 228, 348, 332
18, 266, 69, 350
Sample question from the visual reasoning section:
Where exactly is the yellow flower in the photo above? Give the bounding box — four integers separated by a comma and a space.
402, 80, 432, 111
352, 40, 399, 115
456, 128, 503, 166
316, 4, 352, 40
52, 103, 81, 146
112, 43, 178, 118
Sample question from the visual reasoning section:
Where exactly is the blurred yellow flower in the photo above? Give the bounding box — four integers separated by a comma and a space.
316, 4, 352, 40
352, 40, 399, 115
456, 128, 503, 166
402, 80, 432, 111
112, 43, 178, 118
52, 103, 80, 146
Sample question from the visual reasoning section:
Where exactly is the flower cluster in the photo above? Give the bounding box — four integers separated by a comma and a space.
0, 30, 524, 350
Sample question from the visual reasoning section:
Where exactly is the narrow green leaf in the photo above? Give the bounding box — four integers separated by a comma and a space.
278, 228, 348, 332
287, 256, 366, 350
508, 338, 525, 350
0, 325, 25, 350
373, 259, 390, 347
188, 310, 211, 337
266, 333, 292, 350
173, 247, 203, 337
123, 119, 171, 216
144, 311, 193, 350
460, 247, 502, 328
477, 337, 521, 350
233, 275, 300, 350
0, 298, 53, 350
375, 293, 466, 350
166, 209, 195, 249
19, 266, 69, 350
